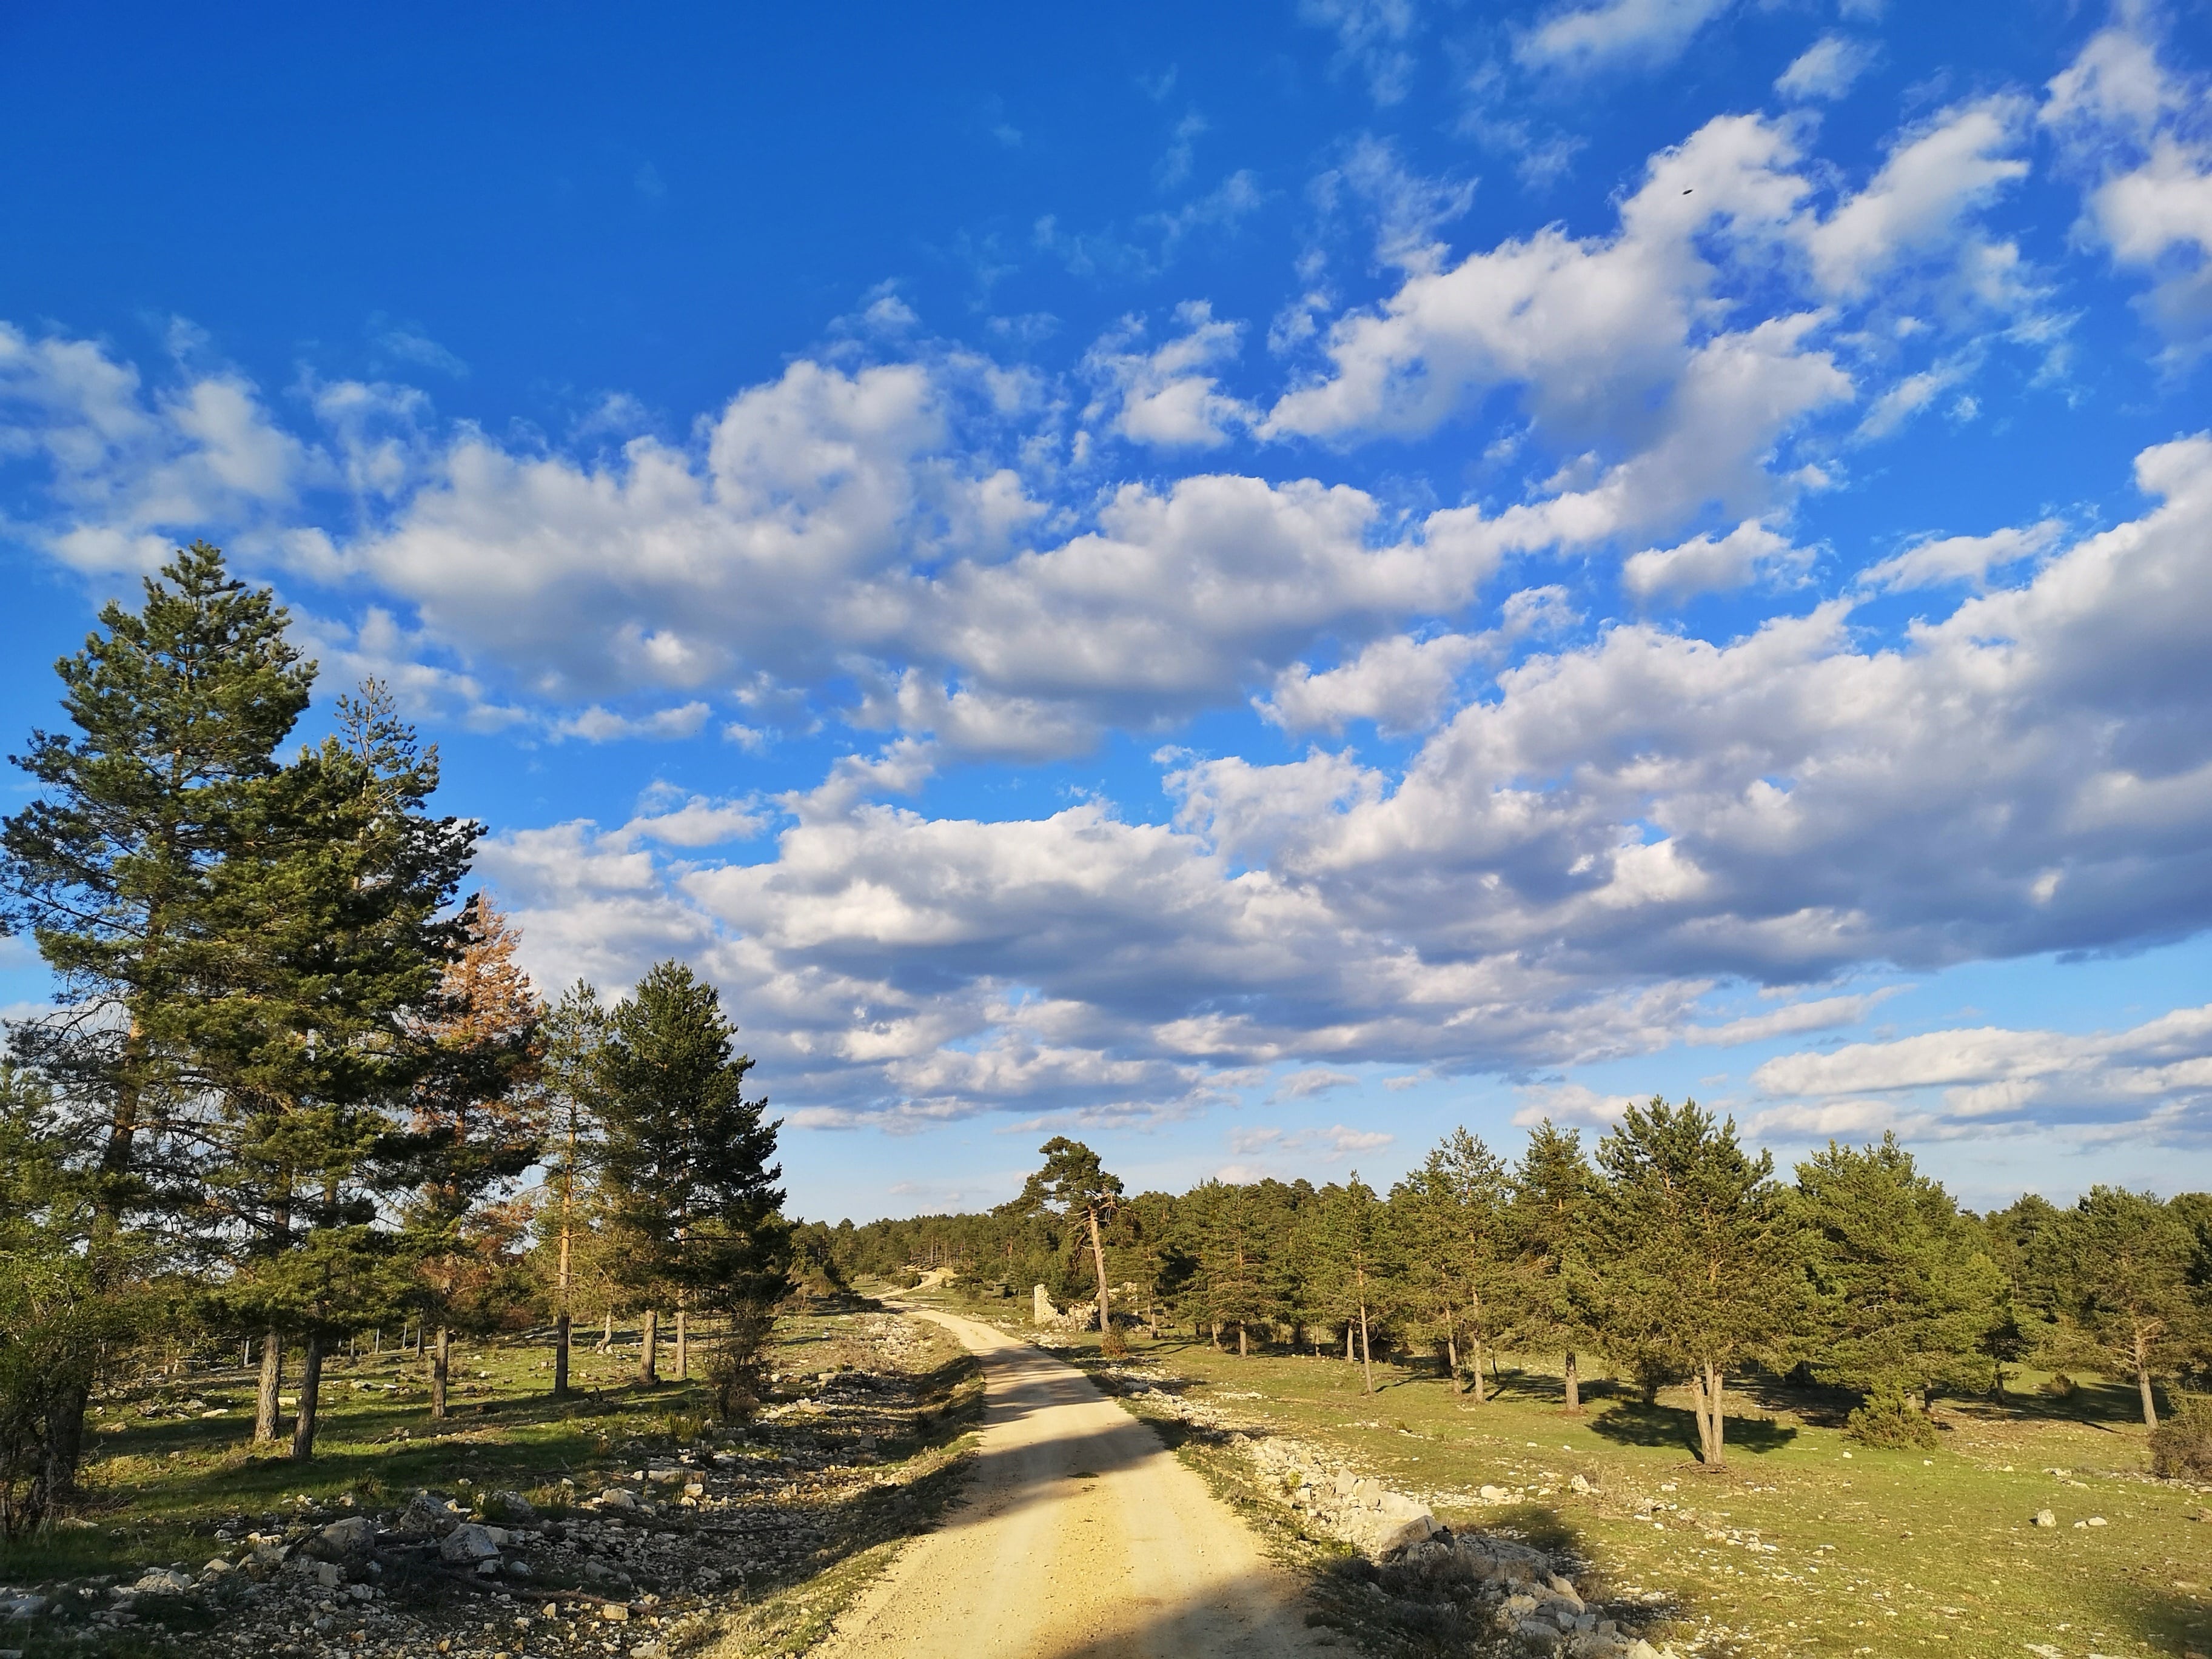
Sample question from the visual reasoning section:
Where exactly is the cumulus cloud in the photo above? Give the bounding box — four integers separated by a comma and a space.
2045, 15, 2212, 360
1084, 302, 1252, 448
1512, 1081, 1637, 1128
1515, 0, 1734, 76
434, 432, 2212, 1128
1775, 35, 1877, 102
1681, 984, 1906, 1047
1621, 519, 1809, 603
1802, 98, 2033, 301
0, 322, 319, 574
1230, 1122, 1395, 1157
618, 789, 766, 848
552, 702, 711, 743
1260, 631, 1486, 736
1858, 518, 2064, 593
1749, 1001, 2212, 1143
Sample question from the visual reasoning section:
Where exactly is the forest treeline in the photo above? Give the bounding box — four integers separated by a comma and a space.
833, 1119, 2212, 1468
0, 546, 792, 1537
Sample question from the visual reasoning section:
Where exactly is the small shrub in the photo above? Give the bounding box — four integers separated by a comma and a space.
525, 1480, 574, 1518
1845, 1389, 1940, 1450
2040, 1373, 2077, 1399
2150, 1397, 2212, 1480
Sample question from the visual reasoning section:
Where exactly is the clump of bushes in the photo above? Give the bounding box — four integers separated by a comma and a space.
2150, 1397, 2212, 1480
1845, 1388, 1940, 1450
2040, 1373, 2078, 1399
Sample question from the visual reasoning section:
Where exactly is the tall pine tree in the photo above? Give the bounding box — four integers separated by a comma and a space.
1591, 1099, 1800, 1466
1508, 1121, 1600, 1410
1, 542, 313, 1489
596, 962, 791, 1413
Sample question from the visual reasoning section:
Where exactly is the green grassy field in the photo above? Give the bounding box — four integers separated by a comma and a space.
945, 1301, 2211, 1659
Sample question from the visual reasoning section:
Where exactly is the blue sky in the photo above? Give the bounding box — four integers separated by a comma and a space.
5, 0, 2212, 1221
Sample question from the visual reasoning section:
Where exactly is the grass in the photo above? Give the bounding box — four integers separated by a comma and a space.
916, 1291, 2212, 1659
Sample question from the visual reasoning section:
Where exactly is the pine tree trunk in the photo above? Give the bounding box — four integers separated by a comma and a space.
290, 1338, 323, 1462
1086, 1206, 1118, 1352
1238, 1323, 1248, 1358
42, 1378, 89, 1501
255, 1330, 283, 1443
553, 1313, 571, 1398
1345, 1323, 1354, 1362
1694, 1362, 1726, 1465
1357, 1301, 1375, 1395
1564, 1350, 1581, 1413
1212, 1321, 1223, 1350
598, 1309, 613, 1352
1446, 1330, 1462, 1395
2136, 1329, 2158, 1429
1470, 1335, 1486, 1404
676, 1310, 688, 1382
554, 1202, 574, 1396
638, 1309, 659, 1386
431, 1326, 449, 1419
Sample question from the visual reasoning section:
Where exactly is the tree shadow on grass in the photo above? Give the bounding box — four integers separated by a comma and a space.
1587, 1401, 1797, 1458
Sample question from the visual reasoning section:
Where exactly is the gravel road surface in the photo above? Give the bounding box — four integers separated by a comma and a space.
813, 1307, 1329, 1659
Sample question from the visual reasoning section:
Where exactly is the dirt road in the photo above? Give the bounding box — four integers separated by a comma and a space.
814, 1307, 1330, 1659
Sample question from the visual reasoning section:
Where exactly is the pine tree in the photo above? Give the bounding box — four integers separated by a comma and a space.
540, 980, 609, 1397
195, 682, 479, 1460
1794, 1134, 2005, 1444
1187, 1180, 1278, 1355
596, 962, 791, 1414
1509, 1121, 1598, 1410
1391, 1130, 1511, 1400
1591, 1099, 1799, 1466
1315, 1175, 1393, 1394
2045, 1187, 2197, 1429
1, 542, 313, 1490
1017, 1138, 1127, 1356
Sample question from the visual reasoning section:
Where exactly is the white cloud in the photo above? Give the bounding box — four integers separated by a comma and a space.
1299, 0, 1419, 105
2045, 17, 2212, 359
618, 790, 766, 848
1261, 631, 1486, 736
1230, 1121, 1395, 1157
1681, 984, 1905, 1047
1310, 135, 1477, 276
1802, 98, 2032, 301
1775, 34, 1876, 102
551, 702, 711, 743
1085, 302, 1252, 448
1858, 518, 2064, 593
1621, 518, 1808, 603
1515, 0, 1734, 76
1512, 1081, 1637, 1127
451, 435, 2212, 1127
1270, 1067, 1361, 1100
1749, 1001, 2212, 1143
0, 323, 318, 574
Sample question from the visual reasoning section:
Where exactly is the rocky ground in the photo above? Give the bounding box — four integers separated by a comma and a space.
1101, 1367, 1680, 1659
0, 1313, 980, 1659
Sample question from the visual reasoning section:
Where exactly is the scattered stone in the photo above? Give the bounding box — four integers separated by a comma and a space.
438, 1523, 502, 1565
2032, 1509, 2057, 1527
304, 1515, 377, 1561
398, 1490, 466, 1538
